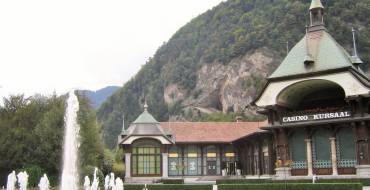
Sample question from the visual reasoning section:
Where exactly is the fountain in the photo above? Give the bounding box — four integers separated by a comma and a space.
6, 171, 16, 190
83, 167, 100, 190
103, 173, 124, 190
109, 173, 115, 189
91, 168, 99, 190
115, 178, 123, 190
104, 175, 110, 190
16, 171, 28, 190
38, 174, 50, 190
83, 176, 91, 190
60, 91, 80, 190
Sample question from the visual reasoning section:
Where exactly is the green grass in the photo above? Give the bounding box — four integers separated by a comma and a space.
218, 183, 362, 190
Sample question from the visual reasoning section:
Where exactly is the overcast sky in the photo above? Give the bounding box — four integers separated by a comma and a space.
0, 0, 224, 99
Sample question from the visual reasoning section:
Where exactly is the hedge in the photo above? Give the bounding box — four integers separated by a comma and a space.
124, 184, 213, 190
161, 178, 184, 184
216, 178, 370, 186
218, 183, 362, 190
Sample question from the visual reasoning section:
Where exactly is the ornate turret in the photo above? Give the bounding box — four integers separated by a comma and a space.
309, 0, 325, 31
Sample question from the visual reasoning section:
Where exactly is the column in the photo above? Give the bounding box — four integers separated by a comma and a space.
305, 139, 313, 176
329, 137, 338, 175
162, 153, 169, 178
355, 123, 370, 176
125, 153, 131, 178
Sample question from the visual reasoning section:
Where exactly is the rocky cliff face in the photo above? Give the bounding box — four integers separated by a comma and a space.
164, 47, 281, 118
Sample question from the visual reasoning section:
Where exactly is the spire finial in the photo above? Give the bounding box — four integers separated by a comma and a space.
351, 27, 363, 66
144, 99, 148, 111
121, 113, 125, 133
309, 0, 325, 29
352, 27, 358, 57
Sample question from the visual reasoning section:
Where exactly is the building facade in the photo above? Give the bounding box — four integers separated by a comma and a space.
119, 103, 269, 180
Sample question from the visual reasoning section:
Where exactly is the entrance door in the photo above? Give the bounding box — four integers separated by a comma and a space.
227, 162, 236, 175
207, 161, 217, 175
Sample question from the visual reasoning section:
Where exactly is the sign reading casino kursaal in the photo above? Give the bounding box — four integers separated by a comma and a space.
282, 111, 351, 123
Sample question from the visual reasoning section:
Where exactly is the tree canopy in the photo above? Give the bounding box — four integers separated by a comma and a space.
0, 93, 104, 186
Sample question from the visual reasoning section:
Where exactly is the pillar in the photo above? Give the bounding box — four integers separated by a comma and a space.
274, 129, 291, 179
125, 153, 131, 178
329, 137, 338, 175
355, 123, 370, 176
305, 139, 313, 176
162, 153, 169, 178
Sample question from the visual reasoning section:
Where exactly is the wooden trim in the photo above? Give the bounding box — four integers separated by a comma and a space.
291, 169, 308, 176
338, 167, 356, 175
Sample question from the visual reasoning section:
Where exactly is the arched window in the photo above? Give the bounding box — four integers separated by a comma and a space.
337, 127, 356, 168
132, 139, 161, 176
289, 129, 307, 169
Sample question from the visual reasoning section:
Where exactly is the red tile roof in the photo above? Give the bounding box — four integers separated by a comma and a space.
161, 121, 267, 143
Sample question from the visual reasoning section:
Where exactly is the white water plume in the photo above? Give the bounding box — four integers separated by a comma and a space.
60, 91, 80, 190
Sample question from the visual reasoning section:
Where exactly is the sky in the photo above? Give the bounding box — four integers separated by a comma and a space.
0, 0, 224, 99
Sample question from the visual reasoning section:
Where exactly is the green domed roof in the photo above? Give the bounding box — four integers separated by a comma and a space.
132, 110, 159, 124
269, 30, 357, 79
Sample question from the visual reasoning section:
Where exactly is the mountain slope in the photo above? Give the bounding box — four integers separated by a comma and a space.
98, 0, 370, 148
79, 86, 120, 109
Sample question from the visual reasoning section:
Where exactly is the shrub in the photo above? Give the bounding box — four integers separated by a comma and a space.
216, 179, 268, 184
23, 165, 44, 187
124, 184, 212, 190
218, 183, 362, 190
161, 178, 184, 184
112, 162, 125, 178
216, 178, 370, 185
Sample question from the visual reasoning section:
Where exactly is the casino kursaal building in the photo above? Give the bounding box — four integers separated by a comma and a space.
119, 0, 370, 181
253, 0, 370, 178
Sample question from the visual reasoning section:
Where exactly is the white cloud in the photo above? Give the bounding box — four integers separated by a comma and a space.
0, 0, 224, 99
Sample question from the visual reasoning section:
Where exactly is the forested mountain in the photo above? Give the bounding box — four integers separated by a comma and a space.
79, 86, 120, 109
98, 0, 370, 148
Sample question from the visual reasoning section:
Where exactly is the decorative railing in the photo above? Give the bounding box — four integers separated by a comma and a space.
337, 159, 356, 168
313, 160, 332, 168
291, 161, 307, 169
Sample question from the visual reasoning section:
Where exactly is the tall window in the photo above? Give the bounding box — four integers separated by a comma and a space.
313, 129, 332, 169
184, 145, 202, 175
132, 139, 161, 176
337, 127, 356, 168
222, 145, 238, 175
168, 146, 182, 176
203, 145, 220, 175
262, 140, 270, 174
289, 129, 307, 169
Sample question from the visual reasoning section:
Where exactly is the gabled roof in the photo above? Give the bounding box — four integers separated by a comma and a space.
161, 121, 267, 143
269, 30, 360, 79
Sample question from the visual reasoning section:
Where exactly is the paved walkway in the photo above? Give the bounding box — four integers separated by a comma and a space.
363, 187, 370, 190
